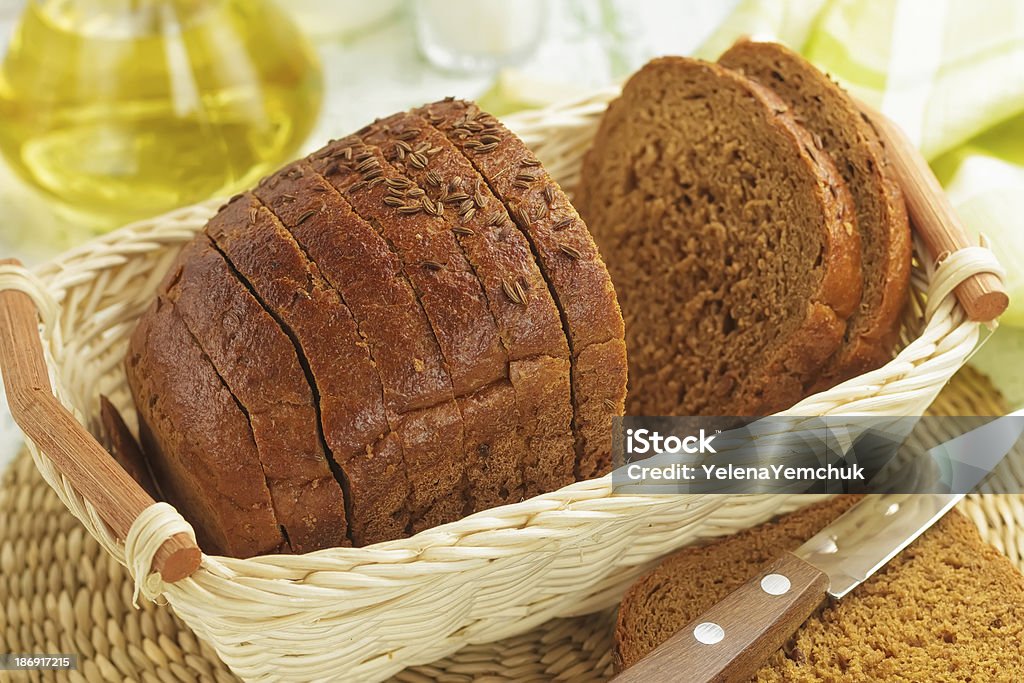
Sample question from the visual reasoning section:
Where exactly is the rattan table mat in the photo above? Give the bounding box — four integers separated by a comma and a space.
1, 366, 1022, 683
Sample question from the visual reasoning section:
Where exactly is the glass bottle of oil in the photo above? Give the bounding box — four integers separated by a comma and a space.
0, 0, 322, 241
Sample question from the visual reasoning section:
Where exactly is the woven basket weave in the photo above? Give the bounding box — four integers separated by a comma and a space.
0, 88, 1007, 682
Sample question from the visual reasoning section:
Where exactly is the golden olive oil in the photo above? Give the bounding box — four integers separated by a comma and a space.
0, 0, 322, 235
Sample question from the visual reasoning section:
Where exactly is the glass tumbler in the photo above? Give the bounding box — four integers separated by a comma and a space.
414, 0, 547, 74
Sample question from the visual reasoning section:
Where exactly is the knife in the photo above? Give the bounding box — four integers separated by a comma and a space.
613, 410, 1024, 683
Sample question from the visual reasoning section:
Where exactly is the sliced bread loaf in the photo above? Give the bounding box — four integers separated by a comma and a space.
419, 100, 628, 479
615, 496, 1024, 680
126, 297, 285, 557
719, 40, 911, 386
361, 111, 574, 504
128, 101, 628, 554
165, 237, 349, 552
578, 57, 862, 416
206, 193, 408, 545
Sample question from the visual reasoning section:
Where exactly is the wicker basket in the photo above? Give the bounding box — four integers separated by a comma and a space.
0, 88, 1008, 682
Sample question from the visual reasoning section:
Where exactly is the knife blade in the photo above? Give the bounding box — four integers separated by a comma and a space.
613, 410, 1024, 683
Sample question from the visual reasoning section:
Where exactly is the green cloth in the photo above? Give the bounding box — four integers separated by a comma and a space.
698, 0, 1024, 325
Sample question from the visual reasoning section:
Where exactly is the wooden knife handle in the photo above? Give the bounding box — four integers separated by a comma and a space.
613, 553, 829, 683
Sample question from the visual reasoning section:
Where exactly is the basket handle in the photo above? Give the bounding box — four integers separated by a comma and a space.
0, 259, 201, 582
856, 101, 1009, 323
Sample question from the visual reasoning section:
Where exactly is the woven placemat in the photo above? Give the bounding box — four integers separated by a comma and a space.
1, 366, 1022, 683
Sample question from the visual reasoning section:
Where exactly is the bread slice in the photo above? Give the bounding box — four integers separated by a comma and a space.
166, 237, 349, 552
578, 57, 862, 416
307, 142, 491, 528
126, 297, 285, 557
264, 162, 465, 532
418, 100, 628, 480
360, 111, 574, 505
719, 41, 911, 386
206, 193, 407, 546
99, 395, 159, 500
616, 496, 1024, 679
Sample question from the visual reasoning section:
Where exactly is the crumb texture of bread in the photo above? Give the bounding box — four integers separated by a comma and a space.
578, 57, 861, 417
418, 99, 627, 480
719, 41, 911, 387
616, 496, 1024, 681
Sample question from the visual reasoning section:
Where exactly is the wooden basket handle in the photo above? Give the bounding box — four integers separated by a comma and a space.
0, 259, 201, 583
856, 101, 1009, 322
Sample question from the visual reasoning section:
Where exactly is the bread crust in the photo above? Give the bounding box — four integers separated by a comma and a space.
264, 161, 465, 532
360, 111, 574, 504
579, 57, 861, 416
418, 100, 628, 480
312, 140, 505, 396
166, 237, 349, 552
208, 192, 407, 546
720, 41, 911, 387
126, 297, 285, 557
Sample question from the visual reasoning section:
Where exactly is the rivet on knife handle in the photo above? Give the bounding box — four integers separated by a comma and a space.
612, 553, 829, 683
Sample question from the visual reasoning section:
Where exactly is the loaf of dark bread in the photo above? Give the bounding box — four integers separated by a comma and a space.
578, 57, 862, 416
719, 41, 912, 387
615, 497, 1024, 680
124, 100, 627, 556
